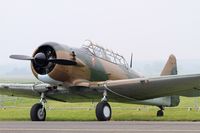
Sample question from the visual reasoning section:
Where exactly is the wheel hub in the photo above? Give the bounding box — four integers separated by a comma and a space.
103, 106, 110, 118
37, 108, 45, 120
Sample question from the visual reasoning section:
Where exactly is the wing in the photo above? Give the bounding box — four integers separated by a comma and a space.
91, 74, 200, 100
0, 83, 53, 98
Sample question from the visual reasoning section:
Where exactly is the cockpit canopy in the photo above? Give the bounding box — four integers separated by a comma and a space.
83, 40, 128, 67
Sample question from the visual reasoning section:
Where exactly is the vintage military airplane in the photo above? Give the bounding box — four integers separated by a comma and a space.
0, 40, 200, 121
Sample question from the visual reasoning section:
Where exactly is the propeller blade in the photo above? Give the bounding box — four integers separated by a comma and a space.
10, 54, 77, 66
49, 59, 77, 65
10, 55, 33, 60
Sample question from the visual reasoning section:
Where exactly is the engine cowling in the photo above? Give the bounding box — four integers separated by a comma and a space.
31, 42, 76, 85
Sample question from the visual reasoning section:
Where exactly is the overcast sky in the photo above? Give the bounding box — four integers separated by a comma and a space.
0, 0, 200, 67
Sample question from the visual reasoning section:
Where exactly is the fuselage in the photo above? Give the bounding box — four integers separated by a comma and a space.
31, 42, 143, 86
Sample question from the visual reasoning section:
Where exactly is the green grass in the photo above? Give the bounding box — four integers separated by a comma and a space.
0, 96, 200, 121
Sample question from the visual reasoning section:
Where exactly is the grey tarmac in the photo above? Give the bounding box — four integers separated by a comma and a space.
0, 121, 200, 133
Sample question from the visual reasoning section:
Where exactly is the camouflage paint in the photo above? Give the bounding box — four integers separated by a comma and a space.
31, 42, 142, 86
74, 48, 109, 81
161, 54, 177, 76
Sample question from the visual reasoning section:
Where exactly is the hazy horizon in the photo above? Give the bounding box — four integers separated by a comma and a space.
0, 59, 200, 79
0, 0, 200, 76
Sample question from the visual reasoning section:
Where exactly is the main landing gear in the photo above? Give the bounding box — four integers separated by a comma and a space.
30, 93, 47, 121
96, 90, 112, 121
157, 106, 164, 117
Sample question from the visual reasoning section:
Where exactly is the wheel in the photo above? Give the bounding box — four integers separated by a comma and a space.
96, 101, 112, 121
157, 110, 164, 117
30, 103, 46, 121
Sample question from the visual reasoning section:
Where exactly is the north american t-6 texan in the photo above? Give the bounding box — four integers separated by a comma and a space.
0, 40, 199, 121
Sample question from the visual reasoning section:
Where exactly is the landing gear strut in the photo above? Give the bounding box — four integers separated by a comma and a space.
30, 93, 47, 121
157, 106, 164, 117
96, 90, 112, 121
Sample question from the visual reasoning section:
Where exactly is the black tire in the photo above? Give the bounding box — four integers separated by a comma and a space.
157, 110, 164, 117
96, 101, 112, 121
30, 103, 46, 121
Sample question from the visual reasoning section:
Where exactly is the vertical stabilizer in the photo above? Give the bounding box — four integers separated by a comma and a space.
160, 54, 180, 107
161, 54, 177, 76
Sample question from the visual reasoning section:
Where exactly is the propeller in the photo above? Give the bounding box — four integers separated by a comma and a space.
49, 59, 77, 65
10, 52, 77, 66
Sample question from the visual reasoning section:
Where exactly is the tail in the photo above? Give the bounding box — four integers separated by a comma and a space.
161, 54, 177, 76
161, 54, 180, 107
